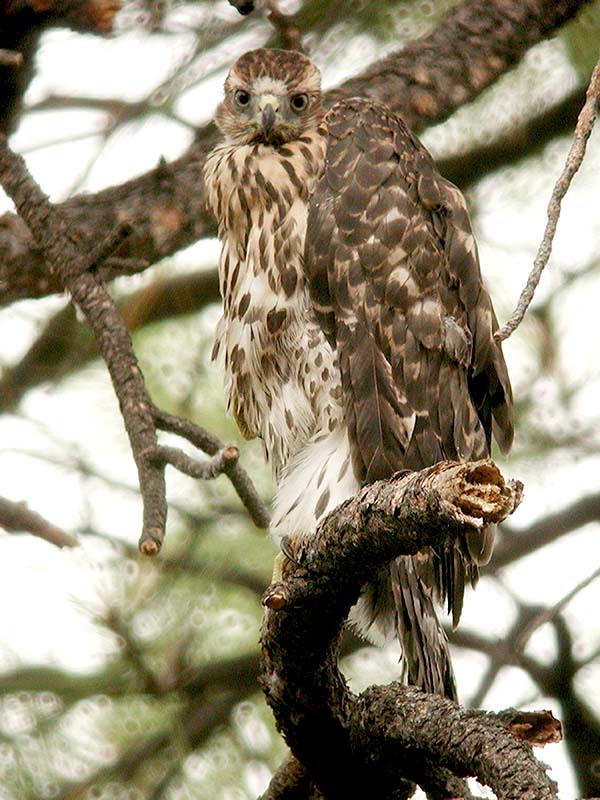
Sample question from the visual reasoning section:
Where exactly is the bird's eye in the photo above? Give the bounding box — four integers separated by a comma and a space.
290, 93, 309, 112
234, 89, 251, 108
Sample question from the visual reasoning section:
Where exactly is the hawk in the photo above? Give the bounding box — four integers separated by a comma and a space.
205, 48, 513, 699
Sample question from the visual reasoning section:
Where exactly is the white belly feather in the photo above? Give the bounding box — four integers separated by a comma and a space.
205, 131, 394, 644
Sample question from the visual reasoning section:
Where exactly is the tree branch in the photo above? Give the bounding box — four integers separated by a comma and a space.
0, 496, 78, 547
0, 0, 592, 306
259, 461, 544, 799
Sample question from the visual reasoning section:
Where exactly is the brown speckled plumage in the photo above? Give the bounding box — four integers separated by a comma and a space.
205, 49, 513, 700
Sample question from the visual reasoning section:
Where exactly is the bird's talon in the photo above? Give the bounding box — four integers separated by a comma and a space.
280, 534, 301, 565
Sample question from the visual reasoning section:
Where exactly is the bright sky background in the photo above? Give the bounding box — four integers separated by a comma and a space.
1, 7, 600, 798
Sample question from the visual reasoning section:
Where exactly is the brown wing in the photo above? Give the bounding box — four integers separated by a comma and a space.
305, 98, 513, 697
306, 97, 512, 484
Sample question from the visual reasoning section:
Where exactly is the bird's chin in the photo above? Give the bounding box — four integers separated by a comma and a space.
244, 126, 299, 147
248, 130, 287, 146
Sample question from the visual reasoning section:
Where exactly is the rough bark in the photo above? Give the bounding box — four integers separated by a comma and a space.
258, 461, 555, 800
0, 0, 592, 306
0, 0, 120, 133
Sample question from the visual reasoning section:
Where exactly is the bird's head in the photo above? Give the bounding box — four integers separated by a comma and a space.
215, 48, 324, 146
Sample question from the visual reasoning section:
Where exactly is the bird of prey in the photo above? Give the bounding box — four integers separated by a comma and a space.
204, 48, 513, 700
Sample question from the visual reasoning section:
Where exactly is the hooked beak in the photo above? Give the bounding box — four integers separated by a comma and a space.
257, 94, 280, 137
261, 103, 276, 135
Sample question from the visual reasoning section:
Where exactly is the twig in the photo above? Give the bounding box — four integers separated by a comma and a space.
0, 137, 170, 555
0, 496, 78, 548
0, 49, 23, 67
151, 444, 239, 480
265, 0, 303, 51
155, 410, 271, 529
495, 55, 600, 342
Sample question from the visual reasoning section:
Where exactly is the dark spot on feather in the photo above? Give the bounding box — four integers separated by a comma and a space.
281, 267, 298, 297
285, 494, 302, 515
280, 158, 305, 194
267, 308, 287, 333
317, 463, 327, 488
237, 292, 251, 318
338, 456, 349, 481
321, 368, 329, 382
231, 261, 240, 291
315, 488, 330, 520
285, 408, 294, 429
261, 354, 273, 378
315, 352, 323, 368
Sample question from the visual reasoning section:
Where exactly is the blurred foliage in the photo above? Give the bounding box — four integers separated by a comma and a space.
563, 0, 600, 79
1, 0, 600, 798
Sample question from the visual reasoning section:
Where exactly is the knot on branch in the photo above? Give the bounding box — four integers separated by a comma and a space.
437, 459, 524, 528
500, 709, 563, 747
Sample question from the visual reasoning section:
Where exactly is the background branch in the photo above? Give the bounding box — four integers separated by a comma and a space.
496, 53, 600, 341
0, 496, 77, 547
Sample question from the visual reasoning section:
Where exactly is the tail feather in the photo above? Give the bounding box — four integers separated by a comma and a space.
390, 556, 458, 701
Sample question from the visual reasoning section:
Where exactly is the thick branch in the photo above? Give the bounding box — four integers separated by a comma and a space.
260, 461, 539, 799
325, 0, 590, 126
0, 0, 591, 306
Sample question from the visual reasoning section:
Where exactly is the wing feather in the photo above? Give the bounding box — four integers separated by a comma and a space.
304, 98, 513, 695
306, 96, 513, 483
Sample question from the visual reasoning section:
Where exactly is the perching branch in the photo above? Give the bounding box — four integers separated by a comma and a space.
0, 138, 268, 555
258, 461, 556, 800
495, 54, 600, 342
